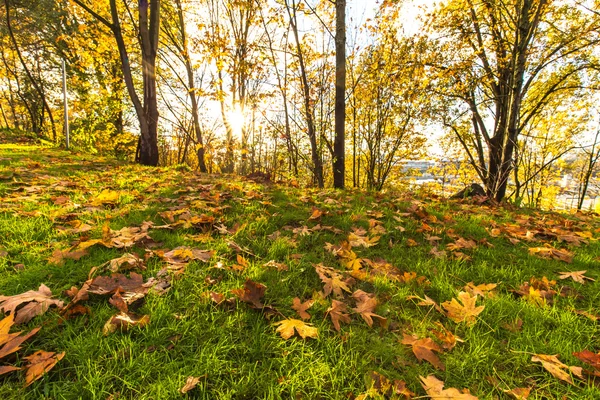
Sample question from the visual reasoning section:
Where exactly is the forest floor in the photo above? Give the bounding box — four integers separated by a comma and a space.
1, 140, 600, 399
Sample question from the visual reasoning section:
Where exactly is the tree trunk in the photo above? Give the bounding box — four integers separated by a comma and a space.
333, 0, 346, 189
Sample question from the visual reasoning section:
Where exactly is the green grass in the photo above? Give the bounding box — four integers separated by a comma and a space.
1, 143, 600, 399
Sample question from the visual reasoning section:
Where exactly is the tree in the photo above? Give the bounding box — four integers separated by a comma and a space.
285, 0, 324, 187
72, 0, 161, 166
332, 0, 346, 188
426, 0, 600, 201
161, 0, 208, 171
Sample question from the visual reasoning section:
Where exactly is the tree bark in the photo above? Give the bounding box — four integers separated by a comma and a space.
333, 0, 346, 188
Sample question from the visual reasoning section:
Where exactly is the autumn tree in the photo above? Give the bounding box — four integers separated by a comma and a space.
71, 0, 161, 166
426, 0, 600, 201
350, 11, 427, 191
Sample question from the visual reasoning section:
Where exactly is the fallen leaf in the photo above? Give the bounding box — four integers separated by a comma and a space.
360, 371, 415, 399
431, 322, 464, 350
274, 319, 318, 339
232, 279, 266, 309
90, 189, 119, 206
105, 253, 145, 272
48, 248, 88, 265
420, 375, 478, 399
402, 334, 445, 370
263, 260, 288, 271
528, 246, 573, 263
291, 298, 314, 320
0, 314, 40, 359
103, 312, 150, 335
441, 292, 484, 325
308, 207, 324, 220
88, 273, 147, 296
352, 290, 386, 328
503, 387, 531, 399
558, 270, 594, 284
180, 376, 201, 394
23, 350, 65, 387
314, 264, 352, 298
463, 282, 497, 298
326, 300, 351, 331
0, 284, 64, 324
531, 354, 582, 385
573, 349, 600, 370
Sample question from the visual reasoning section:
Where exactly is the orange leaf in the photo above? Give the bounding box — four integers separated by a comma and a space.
274, 319, 318, 339
420, 375, 478, 399
531, 354, 582, 385
402, 334, 445, 370
326, 300, 351, 331
441, 292, 484, 325
23, 350, 65, 387
291, 298, 314, 320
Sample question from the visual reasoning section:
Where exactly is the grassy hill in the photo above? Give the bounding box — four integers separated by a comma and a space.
1, 142, 599, 399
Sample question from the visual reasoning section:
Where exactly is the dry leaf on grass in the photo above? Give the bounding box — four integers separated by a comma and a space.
103, 312, 150, 335
232, 279, 266, 309
314, 264, 352, 298
441, 292, 485, 325
558, 270, 594, 284
420, 375, 478, 399
528, 246, 573, 263
23, 350, 65, 387
326, 300, 351, 332
352, 290, 386, 328
273, 319, 318, 339
180, 376, 203, 394
503, 387, 531, 399
291, 298, 314, 320
531, 354, 582, 385
402, 334, 445, 370
0, 284, 64, 324
463, 282, 497, 298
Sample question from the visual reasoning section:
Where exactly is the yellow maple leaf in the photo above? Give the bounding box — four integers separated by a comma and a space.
441, 292, 485, 325
273, 319, 318, 339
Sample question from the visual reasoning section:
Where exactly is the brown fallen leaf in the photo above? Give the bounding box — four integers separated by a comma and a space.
573, 349, 600, 370
105, 253, 145, 273
23, 350, 65, 387
326, 300, 351, 332
232, 279, 266, 309
0, 284, 64, 324
360, 371, 415, 399
103, 312, 150, 335
558, 270, 594, 284
48, 248, 88, 265
442, 292, 484, 326
528, 246, 573, 263
263, 260, 288, 271
88, 273, 148, 296
407, 294, 444, 314
352, 290, 386, 328
180, 376, 202, 394
402, 334, 445, 370
463, 282, 497, 298
314, 264, 352, 299
420, 375, 478, 399
273, 319, 318, 339
503, 387, 531, 399
0, 314, 40, 360
431, 322, 464, 350
291, 298, 314, 321
531, 354, 582, 385
308, 207, 324, 220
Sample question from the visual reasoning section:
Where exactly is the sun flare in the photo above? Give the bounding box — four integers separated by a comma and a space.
227, 106, 245, 139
